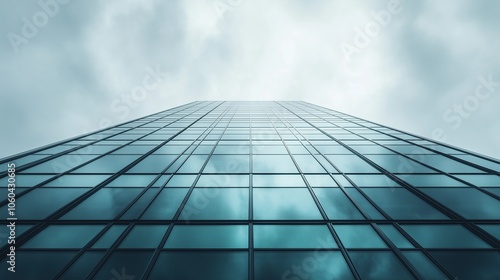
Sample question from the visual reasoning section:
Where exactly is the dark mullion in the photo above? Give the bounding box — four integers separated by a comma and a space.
248, 104, 254, 280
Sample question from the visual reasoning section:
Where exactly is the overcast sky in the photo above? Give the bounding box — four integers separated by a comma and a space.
1, 0, 499, 160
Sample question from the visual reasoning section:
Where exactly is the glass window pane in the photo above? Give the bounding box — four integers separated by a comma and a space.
165, 175, 197, 187
179, 188, 248, 220
324, 155, 379, 173
165, 225, 247, 248
60, 251, 105, 280
430, 251, 500, 279
401, 225, 491, 248
106, 175, 157, 187
253, 155, 298, 173
349, 251, 414, 280
42, 175, 111, 187
305, 175, 338, 187
92, 225, 128, 248
292, 155, 326, 173
347, 174, 400, 187
23, 225, 105, 248
253, 175, 305, 187
254, 225, 337, 248
142, 188, 189, 220
478, 224, 500, 240
420, 188, 500, 219
254, 251, 354, 280
377, 225, 414, 248
402, 251, 447, 279
397, 174, 466, 187
314, 188, 364, 219
252, 145, 288, 154
0, 188, 89, 220
93, 251, 153, 280
253, 188, 323, 220
364, 154, 436, 173
61, 188, 142, 220
119, 225, 168, 248
0, 251, 77, 279
127, 155, 177, 173
197, 175, 249, 187
334, 225, 387, 248
150, 252, 247, 279
362, 188, 448, 220
73, 155, 141, 173
177, 154, 209, 173
344, 188, 385, 219
203, 155, 250, 173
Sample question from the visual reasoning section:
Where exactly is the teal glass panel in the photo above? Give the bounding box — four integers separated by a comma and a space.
59, 251, 105, 280
293, 155, 326, 173
0, 188, 89, 220
93, 251, 153, 280
165, 225, 247, 248
179, 188, 248, 220
253, 155, 298, 173
165, 175, 197, 187
377, 225, 414, 248
119, 225, 168, 248
127, 155, 177, 173
177, 154, 209, 173
150, 252, 247, 280
197, 174, 249, 187
203, 155, 250, 173
305, 174, 338, 187
364, 154, 436, 173
324, 154, 379, 173
314, 188, 364, 219
253, 174, 305, 187
141, 188, 189, 220
23, 225, 104, 248
254, 251, 354, 280
92, 225, 128, 248
478, 224, 500, 240
61, 188, 142, 220
0, 252, 77, 280
254, 225, 337, 248
430, 251, 500, 279
349, 251, 414, 280
402, 225, 491, 248
420, 188, 500, 219
73, 155, 141, 173
253, 188, 323, 220
347, 174, 400, 187
106, 175, 157, 187
402, 251, 447, 279
397, 174, 466, 187
362, 188, 448, 220
334, 225, 387, 248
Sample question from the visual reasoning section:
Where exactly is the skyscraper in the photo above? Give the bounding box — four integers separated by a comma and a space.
1, 101, 499, 279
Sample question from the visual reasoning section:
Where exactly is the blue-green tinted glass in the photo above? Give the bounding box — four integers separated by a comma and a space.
377, 225, 414, 248
106, 175, 157, 187
430, 251, 500, 279
119, 225, 168, 248
254, 225, 337, 248
203, 155, 249, 173
150, 252, 247, 279
334, 225, 387, 248
254, 251, 354, 280
127, 155, 177, 173
165, 225, 247, 248
349, 251, 414, 280
253, 188, 323, 220
364, 154, 436, 173
0, 188, 88, 220
177, 154, 209, 173
197, 174, 249, 187
0, 252, 77, 280
478, 224, 500, 240
397, 174, 466, 187
253, 155, 298, 173
293, 155, 326, 173
179, 188, 248, 220
23, 225, 104, 248
402, 251, 447, 279
455, 174, 500, 187
253, 174, 305, 187
165, 175, 197, 187
305, 174, 338, 187
141, 188, 189, 220
93, 251, 153, 280
61, 188, 142, 220
343, 188, 385, 219
362, 188, 448, 220
314, 188, 364, 219
73, 155, 141, 173
324, 154, 378, 173
59, 251, 105, 280
347, 174, 400, 187
402, 224, 490, 248
92, 225, 128, 248
42, 175, 110, 187
420, 188, 500, 219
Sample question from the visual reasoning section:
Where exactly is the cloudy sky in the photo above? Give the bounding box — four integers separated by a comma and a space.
1, 0, 499, 159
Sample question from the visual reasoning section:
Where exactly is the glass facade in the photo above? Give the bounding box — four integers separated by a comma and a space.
1, 101, 499, 279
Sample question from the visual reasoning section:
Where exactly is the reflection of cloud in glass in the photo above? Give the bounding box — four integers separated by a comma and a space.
253, 188, 322, 220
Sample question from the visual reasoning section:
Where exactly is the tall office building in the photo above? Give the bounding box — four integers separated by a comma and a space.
1, 101, 499, 279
